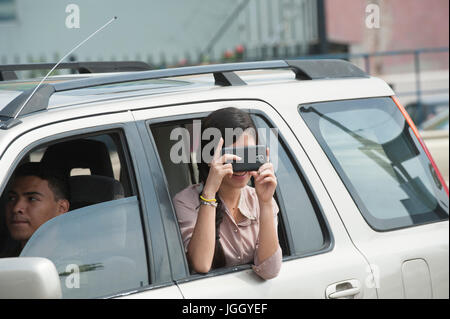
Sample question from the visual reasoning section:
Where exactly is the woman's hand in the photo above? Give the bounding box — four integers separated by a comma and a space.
203, 138, 241, 197
250, 148, 277, 205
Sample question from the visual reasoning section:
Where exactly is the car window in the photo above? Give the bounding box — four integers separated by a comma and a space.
36, 133, 133, 196
20, 197, 148, 298
150, 112, 330, 264
299, 97, 449, 231
251, 114, 329, 256
0, 130, 149, 298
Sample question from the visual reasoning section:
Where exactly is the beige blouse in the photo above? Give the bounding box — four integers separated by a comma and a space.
173, 183, 282, 280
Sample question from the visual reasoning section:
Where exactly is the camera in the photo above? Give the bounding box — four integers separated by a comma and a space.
221, 145, 267, 172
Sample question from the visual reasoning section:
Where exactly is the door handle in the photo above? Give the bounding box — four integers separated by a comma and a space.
326, 279, 362, 299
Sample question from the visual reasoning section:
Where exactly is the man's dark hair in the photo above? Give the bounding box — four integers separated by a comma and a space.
13, 162, 70, 202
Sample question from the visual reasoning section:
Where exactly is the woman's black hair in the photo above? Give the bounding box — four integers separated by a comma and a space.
197, 107, 257, 269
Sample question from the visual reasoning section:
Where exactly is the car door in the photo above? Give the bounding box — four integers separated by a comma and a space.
0, 112, 183, 299
286, 96, 449, 298
132, 100, 378, 299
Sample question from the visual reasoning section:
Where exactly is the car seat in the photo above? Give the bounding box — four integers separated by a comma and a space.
40, 139, 114, 179
152, 125, 193, 198
69, 175, 125, 210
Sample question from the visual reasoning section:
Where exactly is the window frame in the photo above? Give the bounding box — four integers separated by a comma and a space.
142, 106, 335, 283
298, 97, 449, 232
1, 125, 136, 195
248, 109, 334, 259
0, 122, 163, 298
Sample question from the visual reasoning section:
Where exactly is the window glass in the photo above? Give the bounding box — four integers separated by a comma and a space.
34, 132, 133, 198
87, 134, 122, 181
1, 131, 133, 255
0, 130, 148, 298
251, 115, 327, 255
299, 97, 449, 231
20, 197, 148, 298
151, 123, 195, 199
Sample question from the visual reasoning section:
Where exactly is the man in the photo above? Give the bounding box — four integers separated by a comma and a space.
1, 162, 70, 257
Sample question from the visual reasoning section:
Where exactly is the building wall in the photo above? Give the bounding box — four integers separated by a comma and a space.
0, 0, 318, 66
325, 0, 449, 74
325, 0, 366, 44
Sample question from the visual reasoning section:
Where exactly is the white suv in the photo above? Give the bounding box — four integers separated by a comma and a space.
0, 60, 448, 299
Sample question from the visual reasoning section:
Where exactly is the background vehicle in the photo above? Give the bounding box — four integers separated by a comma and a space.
405, 94, 450, 185
405, 94, 449, 130
0, 60, 448, 299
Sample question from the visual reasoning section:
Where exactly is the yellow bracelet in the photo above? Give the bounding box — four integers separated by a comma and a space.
200, 194, 217, 202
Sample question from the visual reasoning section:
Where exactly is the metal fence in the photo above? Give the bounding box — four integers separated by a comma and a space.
294, 47, 449, 105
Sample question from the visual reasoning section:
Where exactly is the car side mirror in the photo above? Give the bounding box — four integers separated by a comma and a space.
0, 257, 62, 298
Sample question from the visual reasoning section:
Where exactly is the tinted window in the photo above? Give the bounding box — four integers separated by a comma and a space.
1, 131, 134, 256
21, 197, 148, 298
251, 115, 328, 256
0, 130, 148, 298
37, 133, 133, 197
299, 97, 449, 231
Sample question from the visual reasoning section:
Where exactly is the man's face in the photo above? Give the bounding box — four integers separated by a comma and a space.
5, 175, 69, 246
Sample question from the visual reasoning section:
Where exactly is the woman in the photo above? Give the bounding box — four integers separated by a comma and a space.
173, 107, 281, 280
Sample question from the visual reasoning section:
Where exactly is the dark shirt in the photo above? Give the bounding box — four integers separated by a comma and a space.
0, 238, 21, 258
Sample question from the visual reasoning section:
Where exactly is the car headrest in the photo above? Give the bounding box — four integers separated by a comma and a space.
69, 175, 124, 210
41, 139, 114, 178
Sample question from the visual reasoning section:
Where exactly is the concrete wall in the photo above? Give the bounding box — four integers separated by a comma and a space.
325, 0, 449, 73
0, 0, 318, 66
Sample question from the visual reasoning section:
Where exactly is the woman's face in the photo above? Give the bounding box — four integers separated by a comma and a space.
221, 130, 256, 190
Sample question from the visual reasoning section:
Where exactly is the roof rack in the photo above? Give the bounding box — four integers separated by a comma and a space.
0, 61, 151, 81
0, 59, 367, 129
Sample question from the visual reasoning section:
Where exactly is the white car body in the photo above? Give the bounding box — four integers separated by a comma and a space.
0, 62, 448, 299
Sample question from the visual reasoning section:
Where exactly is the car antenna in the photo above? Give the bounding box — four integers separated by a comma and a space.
13, 16, 118, 120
